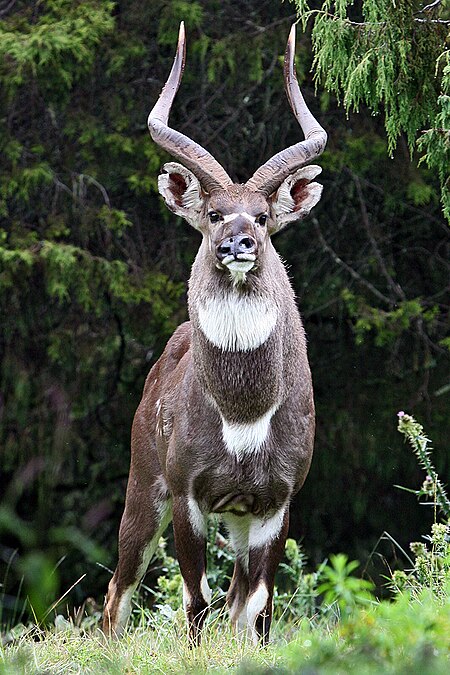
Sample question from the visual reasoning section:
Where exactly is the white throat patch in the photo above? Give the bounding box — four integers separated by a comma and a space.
197, 295, 277, 352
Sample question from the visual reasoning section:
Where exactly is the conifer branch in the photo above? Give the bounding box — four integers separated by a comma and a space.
301, 8, 450, 26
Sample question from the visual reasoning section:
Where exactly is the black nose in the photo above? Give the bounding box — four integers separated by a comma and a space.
216, 234, 257, 260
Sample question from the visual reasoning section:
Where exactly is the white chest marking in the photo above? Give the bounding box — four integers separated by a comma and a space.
222, 403, 278, 458
197, 295, 277, 352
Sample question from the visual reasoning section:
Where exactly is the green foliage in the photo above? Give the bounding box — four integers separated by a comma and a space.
342, 290, 439, 347
282, 590, 450, 675
405, 523, 450, 601
0, 1, 115, 101
142, 537, 183, 617
316, 554, 375, 618
0, 0, 187, 625
274, 538, 321, 621
293, 0, 450, 222
418, 52, 450, 221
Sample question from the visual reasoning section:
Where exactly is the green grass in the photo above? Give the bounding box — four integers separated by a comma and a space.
2, 588, 450, 674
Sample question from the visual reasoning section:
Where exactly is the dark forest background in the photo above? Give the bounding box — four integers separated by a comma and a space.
0, 0, 448, 625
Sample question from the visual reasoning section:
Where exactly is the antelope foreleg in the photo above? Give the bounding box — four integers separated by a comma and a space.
172, 496, 210, 645
103, 490, 172, 637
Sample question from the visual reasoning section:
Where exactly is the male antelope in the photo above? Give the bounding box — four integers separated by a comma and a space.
104, 22, 326, 644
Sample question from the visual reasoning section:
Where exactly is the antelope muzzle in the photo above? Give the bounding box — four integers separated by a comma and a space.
216, 233, 257, 273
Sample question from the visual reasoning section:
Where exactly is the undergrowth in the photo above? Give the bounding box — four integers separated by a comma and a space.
1, 412, 449, 673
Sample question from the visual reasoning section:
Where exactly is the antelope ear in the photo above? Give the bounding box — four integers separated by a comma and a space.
158, 162, 205, 229
269, 165, 323, 233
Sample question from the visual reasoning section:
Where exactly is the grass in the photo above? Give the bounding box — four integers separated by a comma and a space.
2, 588, 450, 674
1, 610, 282, 674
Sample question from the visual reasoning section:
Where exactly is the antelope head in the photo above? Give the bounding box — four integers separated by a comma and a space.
148, 23, 327, 284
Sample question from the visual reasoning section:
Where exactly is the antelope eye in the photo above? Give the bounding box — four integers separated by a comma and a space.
208, 211, 221, 223
257, 214, 268, 226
